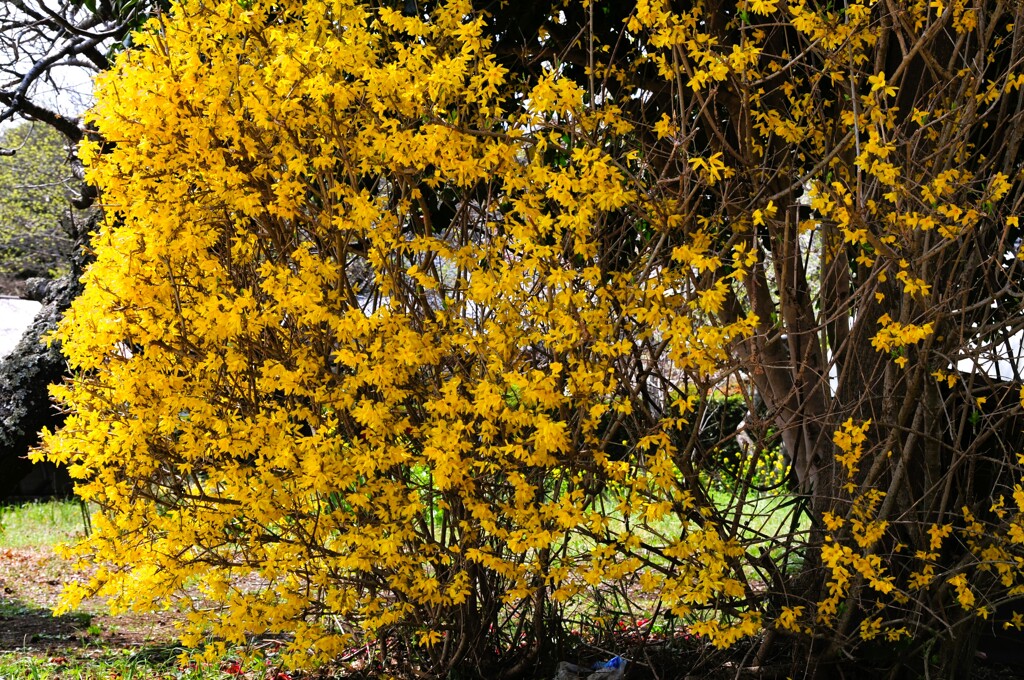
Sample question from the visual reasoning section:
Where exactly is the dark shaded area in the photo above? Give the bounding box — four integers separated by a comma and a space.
0, 597, 92, 650
977, 626, 1024, 670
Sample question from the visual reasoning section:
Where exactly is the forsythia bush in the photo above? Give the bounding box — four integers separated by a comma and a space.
46, 0, 760, 670
41, 0, 1024, 677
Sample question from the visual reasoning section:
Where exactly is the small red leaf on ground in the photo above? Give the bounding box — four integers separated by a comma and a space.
222, 661, 243, 675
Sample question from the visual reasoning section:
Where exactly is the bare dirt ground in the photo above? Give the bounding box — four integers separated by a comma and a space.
0, 545, 181, 653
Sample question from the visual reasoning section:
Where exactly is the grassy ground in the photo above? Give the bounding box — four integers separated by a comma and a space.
0, 499, 88, 549
0, 498, 773, 680
0, 500, 286, 680
2, 498, 1020, 679
0, 498, 769, 680
0, 647, 264, 680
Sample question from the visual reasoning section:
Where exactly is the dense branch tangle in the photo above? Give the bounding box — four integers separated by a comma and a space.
0, 0, 158, 142
39, 1, 1024, 678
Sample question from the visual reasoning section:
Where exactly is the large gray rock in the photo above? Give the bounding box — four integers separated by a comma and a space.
554, 658, 626, 680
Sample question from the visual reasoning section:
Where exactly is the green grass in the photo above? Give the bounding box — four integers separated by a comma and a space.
0, 493, 803, 677
0, 500, 90, 548
0, 499, 287, 679
0, 647, 279, 680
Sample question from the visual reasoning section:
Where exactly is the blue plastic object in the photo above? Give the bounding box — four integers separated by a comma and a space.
594, 656, 625, 670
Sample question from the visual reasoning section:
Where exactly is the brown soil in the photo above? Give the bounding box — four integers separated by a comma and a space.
0, 546, 181, 653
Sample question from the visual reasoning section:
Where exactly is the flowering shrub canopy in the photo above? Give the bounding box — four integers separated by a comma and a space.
42, 0, 1024, 676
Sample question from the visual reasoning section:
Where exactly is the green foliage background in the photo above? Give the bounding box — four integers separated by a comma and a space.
0, 123, 78, 291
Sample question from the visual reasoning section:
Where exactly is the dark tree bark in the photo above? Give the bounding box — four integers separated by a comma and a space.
0, 215, 90, 499
0, 0, 160, 498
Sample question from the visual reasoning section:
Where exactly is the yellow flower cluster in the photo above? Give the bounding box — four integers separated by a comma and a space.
871, 315, 934, 367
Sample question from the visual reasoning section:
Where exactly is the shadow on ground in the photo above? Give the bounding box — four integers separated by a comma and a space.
0, 596, 95, 650
0, 546, 180, 653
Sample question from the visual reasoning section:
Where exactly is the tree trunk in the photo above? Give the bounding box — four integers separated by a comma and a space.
0, 216, 90, 500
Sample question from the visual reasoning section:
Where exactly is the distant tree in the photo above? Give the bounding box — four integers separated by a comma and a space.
0, 122, 81, 291
0, 0, 162, 146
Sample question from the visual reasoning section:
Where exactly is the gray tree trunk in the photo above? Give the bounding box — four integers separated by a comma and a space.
0, 216, 90, 500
